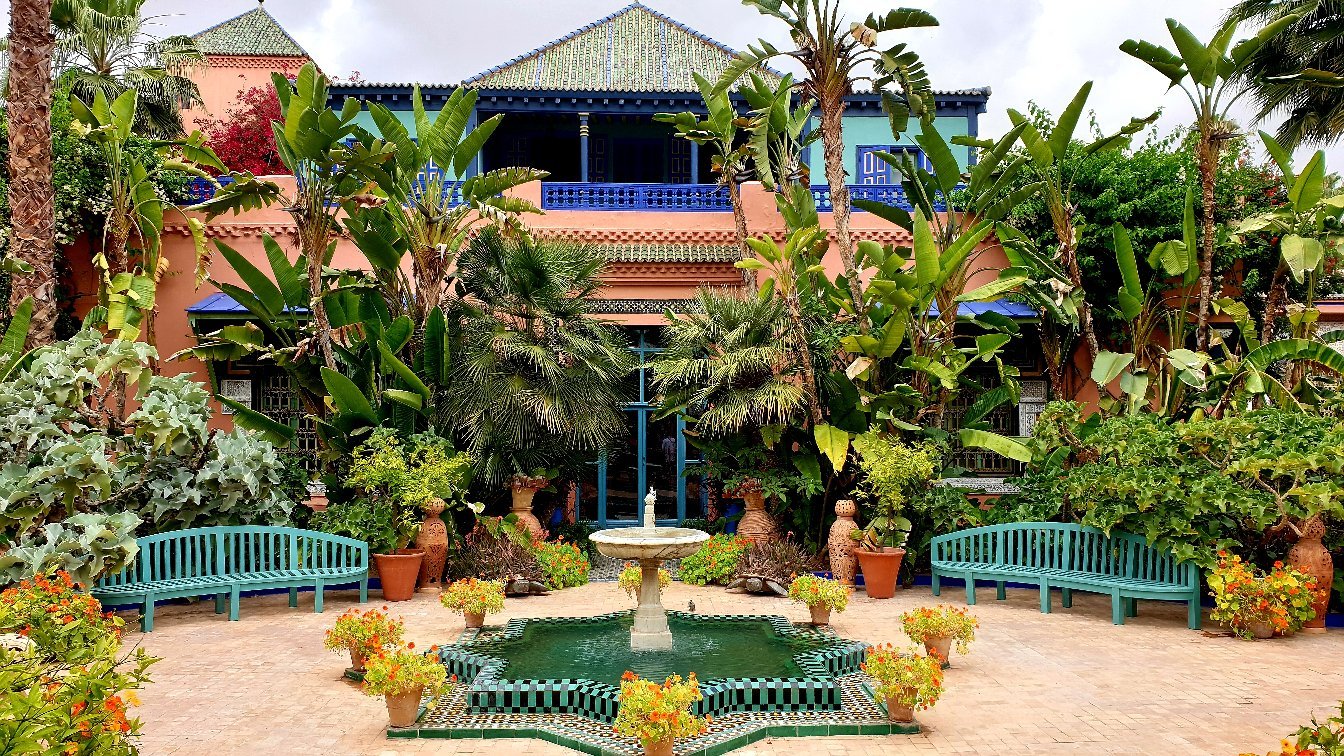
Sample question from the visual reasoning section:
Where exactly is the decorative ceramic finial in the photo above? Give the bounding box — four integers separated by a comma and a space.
643, 487, 657, 529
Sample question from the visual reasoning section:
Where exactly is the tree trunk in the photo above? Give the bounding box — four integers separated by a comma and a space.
1261, 260, 1288, 343
1195, 133, 1221, 352
783, 292, 822, 427
1052, 199, 1099, 360
817, 97, 865, 321
727, 179, 756, 290
6, 0, 57, 347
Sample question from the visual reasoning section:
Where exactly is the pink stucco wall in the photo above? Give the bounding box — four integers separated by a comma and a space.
181, 55, 309, 132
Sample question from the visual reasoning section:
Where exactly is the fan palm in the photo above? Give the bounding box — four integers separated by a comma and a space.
54, 0, 204, 137
1225, 0, 1344, 148
447, 229, 635, 486
652, 287, 806, 437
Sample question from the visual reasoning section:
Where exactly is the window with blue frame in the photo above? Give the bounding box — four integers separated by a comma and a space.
856, 145, 929, 184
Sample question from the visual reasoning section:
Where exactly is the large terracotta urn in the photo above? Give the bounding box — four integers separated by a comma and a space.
415, 498, 449, 590
373, 552, 423, 602
828, 499, 859, 585
1288, 515, 1334, 633
732, 478, 776, 544
855, 547, 904, 599
509, 476, 548, 540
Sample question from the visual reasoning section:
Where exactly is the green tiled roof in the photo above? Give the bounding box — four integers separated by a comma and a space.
466, 2, 782, 93
193, 6, 308, 58
595, 242, 740, 263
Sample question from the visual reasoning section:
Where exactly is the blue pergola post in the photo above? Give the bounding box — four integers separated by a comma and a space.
579, 112, 590, 182
689, 141, 699, 184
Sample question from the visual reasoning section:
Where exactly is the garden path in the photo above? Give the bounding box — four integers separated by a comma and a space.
127, 581, 1344, 755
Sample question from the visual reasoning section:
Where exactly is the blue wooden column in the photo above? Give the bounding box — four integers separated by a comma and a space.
466, 108, 481, 177
689, 142, 699, 184
579, 112, 590, 182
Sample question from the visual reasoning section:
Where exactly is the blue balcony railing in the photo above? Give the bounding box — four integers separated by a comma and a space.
183, 176, 231, 204
542, 182, 732, 212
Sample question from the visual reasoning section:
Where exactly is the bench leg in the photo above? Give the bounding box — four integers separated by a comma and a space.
1111, 591, 1125, 625
996, 581, 1006, 601
314, 580, 325, 613
229, 586, 240, 621
141, 597, 155, 633
289, 588, 299, 608
1039, 580, 1051, 614
1127, 598, 1138, 618
930, 572, 941, 597
1187, 595, 1202, 630
963, 573, 976, 605
359, 578, 369, 604
215, 594, 226, 614
1061, 588, 1072, 609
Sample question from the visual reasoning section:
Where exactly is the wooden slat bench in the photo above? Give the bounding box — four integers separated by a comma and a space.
93, 526, 369, 632
930, 522, 1201, 629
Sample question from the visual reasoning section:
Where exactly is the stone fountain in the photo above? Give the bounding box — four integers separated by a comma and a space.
590, 488, 708, 650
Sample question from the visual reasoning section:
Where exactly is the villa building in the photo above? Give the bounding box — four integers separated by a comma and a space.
142, 2, 1043, 525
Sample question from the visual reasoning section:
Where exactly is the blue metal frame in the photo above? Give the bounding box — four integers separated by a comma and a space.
542, 182, 731, 211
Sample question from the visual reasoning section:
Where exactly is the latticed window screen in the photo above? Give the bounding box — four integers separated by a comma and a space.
942, 375, 1020, 475
258, 373, 320, 468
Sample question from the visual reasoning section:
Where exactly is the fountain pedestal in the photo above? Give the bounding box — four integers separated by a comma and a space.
631, 558, 674, 650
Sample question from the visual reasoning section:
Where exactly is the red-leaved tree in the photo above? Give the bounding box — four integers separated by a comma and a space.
197, 85, 288, 176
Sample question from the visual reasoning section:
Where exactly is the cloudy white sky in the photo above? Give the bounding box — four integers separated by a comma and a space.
8, 0, 1341, 166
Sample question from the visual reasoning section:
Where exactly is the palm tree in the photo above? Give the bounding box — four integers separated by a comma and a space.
713, 2, 939, 318
652, 287, 806, 437
446, 228, 635, 487
55, 0, 204, 137
5, 0, 57, 347
1225, 0, 1344, 149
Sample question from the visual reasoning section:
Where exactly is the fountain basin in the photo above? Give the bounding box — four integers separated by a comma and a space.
589, 527, 708, 561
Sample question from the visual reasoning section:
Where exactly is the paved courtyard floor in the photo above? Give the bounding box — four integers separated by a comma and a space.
126, 581, 1344, 755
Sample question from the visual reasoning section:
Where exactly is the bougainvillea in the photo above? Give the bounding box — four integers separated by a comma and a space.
196, 85, 287, 176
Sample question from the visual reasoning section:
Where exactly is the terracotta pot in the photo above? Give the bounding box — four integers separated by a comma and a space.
855, 548, 905, 599
827, 499, 859, 585
373, 552, 423, 602
1288, 515, 1333, 634
464, 611, 486, 629
415, 499, 450, 591
349, 648, 367, 672
1246, 619, 1275, 640
643, 737, 674, 756
735, 485, 777, 544
384, 686, 424, 727
509, 480, 547, 539
924, 635, 953, 666
809, 604, 832, 626
886, 691, 916, 723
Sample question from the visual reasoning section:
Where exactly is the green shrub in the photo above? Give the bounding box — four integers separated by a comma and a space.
535, 539, 590, 589
678, 534, 750, 586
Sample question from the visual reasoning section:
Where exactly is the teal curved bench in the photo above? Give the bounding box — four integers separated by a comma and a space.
92, 526, 369, 632
930, 522, 1201, 629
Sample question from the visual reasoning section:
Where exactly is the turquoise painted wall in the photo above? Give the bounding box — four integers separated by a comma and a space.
807, 115, 970, 181
350, 108, 467, 180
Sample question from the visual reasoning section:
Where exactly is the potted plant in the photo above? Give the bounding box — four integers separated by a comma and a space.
323, 607, 405, 672
788, 574, 851, 626
612, 672, 709, 756
849, 434, 940, 599
862, 644, 944, 724
1209, 552, 1318, 639
725, 476, 776, 543
899, 606, 978, 666
440, 578, 506, 628
509, 471, 553, 539
361, 645, 452, 727
619, 562, 670, 599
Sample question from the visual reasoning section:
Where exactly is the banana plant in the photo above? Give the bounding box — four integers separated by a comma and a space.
68, 88, 222, 344
1121, 13, 1301, 351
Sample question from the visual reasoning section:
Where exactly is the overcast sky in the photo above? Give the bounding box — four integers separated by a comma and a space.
7, 0, 1341, 166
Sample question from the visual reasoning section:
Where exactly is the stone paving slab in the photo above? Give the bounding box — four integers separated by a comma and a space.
125, 581, 1344, 755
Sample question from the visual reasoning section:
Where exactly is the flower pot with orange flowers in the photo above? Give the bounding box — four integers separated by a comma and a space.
323, 607, 405, 673
361, 646, 452, 727
613, 672, 710, 756
787, 574, 851, 626
898, 606, 978, 667
440, 578, 506, 629
863, 645, 944, 726
1209, 553, 1318, 640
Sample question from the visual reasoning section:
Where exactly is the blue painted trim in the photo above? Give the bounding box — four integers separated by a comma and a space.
675, 415, 687, 522
542, 182, 731, 211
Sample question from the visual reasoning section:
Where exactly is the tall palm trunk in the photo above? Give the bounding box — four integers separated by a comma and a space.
6, 0, 57, 347
1049, 195, 1100, 360
817, 96, 865, 319
727, 179, 755, 289
1194, 133, 1221, 352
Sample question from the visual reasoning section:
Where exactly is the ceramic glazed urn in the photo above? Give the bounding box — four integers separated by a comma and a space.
509, 475, 548, 539
1288, 515, 1334, 633
414, 498, 450, 590
732, 478, 776, 543
827, 499, 859, 585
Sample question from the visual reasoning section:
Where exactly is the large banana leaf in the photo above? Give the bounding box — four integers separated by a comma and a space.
1246, 339, 1344, 375
218, 398, 297, 446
